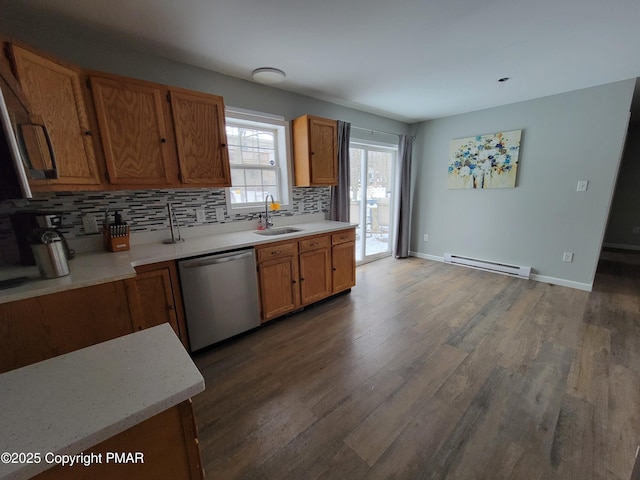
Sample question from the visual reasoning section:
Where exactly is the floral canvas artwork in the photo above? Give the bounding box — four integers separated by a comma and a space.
448, 130, 522, 189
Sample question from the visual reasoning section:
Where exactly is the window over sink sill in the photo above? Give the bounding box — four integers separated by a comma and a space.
224, 108, 293, 214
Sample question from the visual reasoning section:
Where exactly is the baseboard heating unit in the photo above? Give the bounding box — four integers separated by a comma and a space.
443, 253, 531, 279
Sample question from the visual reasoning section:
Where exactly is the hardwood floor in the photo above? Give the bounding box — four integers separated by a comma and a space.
192, 252, 640, 479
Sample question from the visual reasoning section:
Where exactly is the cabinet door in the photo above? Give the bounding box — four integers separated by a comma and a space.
32, 401, 203, 480
308, 116, 338, 185
9, 45, 101, 186
332, 241, 356, 293
0, 281, 134, 374
299, 247, 332, 305
169, 90, 231, 186
91, 75, 175, 185
257, 256, 299, 322
126, 262, 189, 349
293, 115, 337, 186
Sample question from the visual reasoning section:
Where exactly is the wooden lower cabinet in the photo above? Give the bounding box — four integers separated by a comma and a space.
0, 281, 133, 374
256, 242, 300, 322
255, 228, 356, 322
125, 261, 189, 349
0, 277, 203, 480
32, 400, 203, 480
331, 229, 356, 293
299, 235, 332, 305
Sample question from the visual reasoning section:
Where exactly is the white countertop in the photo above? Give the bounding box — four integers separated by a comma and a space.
0, 219, 355, 304
0, 323, 205, 480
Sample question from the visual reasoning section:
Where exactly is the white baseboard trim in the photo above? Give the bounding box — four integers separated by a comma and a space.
603, 242, 640, 251
408, 251, 593, 292
409, 251, 443, 262
530, 274, 592, 292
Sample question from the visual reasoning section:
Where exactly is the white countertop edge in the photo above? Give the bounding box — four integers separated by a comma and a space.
0, 324, 205, 480
0, 220, 356, 304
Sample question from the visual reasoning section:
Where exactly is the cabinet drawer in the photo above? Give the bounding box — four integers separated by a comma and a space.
256, 242, 298, 262
332, 229, 356, 245
299, 235, 330, 252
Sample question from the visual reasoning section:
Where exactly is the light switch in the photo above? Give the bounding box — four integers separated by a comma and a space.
577, 180, 589, 192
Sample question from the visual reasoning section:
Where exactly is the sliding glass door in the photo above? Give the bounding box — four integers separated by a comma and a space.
349, 141, 397, 263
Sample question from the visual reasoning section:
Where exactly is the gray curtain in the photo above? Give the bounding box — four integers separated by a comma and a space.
330, 121, 351, 222
394, 135, 415, 258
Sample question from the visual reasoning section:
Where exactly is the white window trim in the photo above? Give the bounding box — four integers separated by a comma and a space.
224, 107, 293, 214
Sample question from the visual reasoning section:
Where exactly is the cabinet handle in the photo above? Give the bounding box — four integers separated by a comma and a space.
167, 305, 175, 311
332, 267, 337, 271
160, 138, 167, 143
309, 242, 319, 246
271, 250, 282, 255
221, 143, 227, 147
300, 277, 304, 281
84, 130, 92, 136
292, 280, 296, 284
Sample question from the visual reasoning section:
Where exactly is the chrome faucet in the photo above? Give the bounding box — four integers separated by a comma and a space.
264, 194, 275, 229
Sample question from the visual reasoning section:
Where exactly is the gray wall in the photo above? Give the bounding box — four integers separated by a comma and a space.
0, 5, 409, 137
410, 80, 635, 289
604, 121, 640, 249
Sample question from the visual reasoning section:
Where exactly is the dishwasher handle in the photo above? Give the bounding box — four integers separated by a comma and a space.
180, 250, 254, 268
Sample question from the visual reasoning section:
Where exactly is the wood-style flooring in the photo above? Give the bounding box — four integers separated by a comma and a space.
192, 251, 640, 480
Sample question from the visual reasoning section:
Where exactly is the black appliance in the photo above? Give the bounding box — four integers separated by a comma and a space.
9, 212, 74, 266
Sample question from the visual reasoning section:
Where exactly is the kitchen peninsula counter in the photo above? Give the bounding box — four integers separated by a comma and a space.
0, 323, 204, 480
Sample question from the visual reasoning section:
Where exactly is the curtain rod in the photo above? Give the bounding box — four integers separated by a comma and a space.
350, 125, 401, 138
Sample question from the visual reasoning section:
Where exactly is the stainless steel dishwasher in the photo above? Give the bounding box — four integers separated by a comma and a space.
178, 248, 260, 352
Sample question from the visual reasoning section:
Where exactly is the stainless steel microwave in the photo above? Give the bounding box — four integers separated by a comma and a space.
0, 81, 62, 200
0, 84, 32, 199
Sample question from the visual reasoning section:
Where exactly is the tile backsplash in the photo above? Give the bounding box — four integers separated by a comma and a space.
0, 187, 330, 265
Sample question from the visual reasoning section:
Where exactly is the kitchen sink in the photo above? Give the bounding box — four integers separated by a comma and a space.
254, 227, 302, 236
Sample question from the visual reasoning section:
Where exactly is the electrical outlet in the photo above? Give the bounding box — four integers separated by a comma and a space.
81, 214, 99, 234
195, 208, 206, 223
576, 180, 589, 192
633, 226, 640, 234
563, 252, 574, 263
423, 234, 429, 242
317, 200, 323, 211
215, 207, 225, 222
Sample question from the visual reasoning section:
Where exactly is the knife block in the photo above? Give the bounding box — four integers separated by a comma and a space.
103, 225, 130, 252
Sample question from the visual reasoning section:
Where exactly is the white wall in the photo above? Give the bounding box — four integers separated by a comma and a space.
410, 80, 635, 290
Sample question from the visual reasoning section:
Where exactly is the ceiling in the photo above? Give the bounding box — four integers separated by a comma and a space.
7, 0, 640, 123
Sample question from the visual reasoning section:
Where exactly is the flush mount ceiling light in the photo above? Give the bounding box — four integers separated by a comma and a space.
252, 67, 286, 85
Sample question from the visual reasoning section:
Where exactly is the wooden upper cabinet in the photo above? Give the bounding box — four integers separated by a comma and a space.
169, 90, 231, 186
8, 44, 101, 187
90, 75, 176, 186
292, 114, 338, 186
